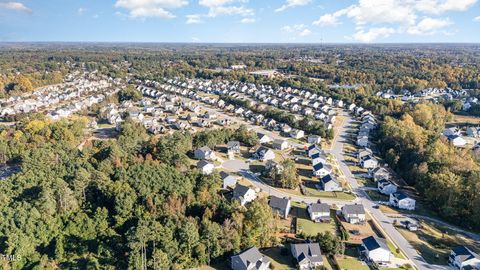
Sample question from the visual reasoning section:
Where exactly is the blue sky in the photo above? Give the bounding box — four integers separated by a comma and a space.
0, 0, 479, 43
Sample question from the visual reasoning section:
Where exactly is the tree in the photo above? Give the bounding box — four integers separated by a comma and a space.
118, 85, 142, 102
269, 159, 300, 189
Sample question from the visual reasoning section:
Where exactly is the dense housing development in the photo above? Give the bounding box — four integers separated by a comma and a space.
0, 43, 479, 270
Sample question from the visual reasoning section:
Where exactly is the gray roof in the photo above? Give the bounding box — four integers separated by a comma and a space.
227, 141, 240, 148
233, 184, 251, 198
391, 191, 410, 200
291, 243, 323, 264
362, 236, 389, 252
309, 203, 330, 213
269, 196, 290, 212
197, 160, 212, 168
198, 146, 212, 152
231, 247, 270, 270
342, 204, 365, 215
452, 246, 480, 262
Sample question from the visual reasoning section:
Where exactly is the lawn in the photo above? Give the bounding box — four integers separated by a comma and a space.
303, 187, 356, 200
263, 247, 296, 270
336, 258, 370, 270
396, 219, 480, 265
357, 177, 376, 187
292, 205, 337, 237
365, 190, 389, 202
387, 240, 405, 259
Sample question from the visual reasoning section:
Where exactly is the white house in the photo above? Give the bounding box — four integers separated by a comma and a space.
269, 196, 291, 219
390, 192, 416, 210
311, 152, 327, 166
313, 163, 332, 178
307, 203, 331, 222
231, 247, 271, 270
449, 246, 480, 270
272, 139, 289, 150
257, 133, 272, 144
233, 184, 257, 206
290, 129, 305, 139
307, 135, 322, 145
291, 243, 324, 270
220, 171, 237, 189
377, 179, 398, 195
361, 155, 378, 169
341, 204, 366, 224
194, 146, 215, 160
361, 236, 392, 263
319, 174, 342, 192
197, 160, 214, 175
448, 135, 467, 147
307, 144, 322, 158
254, 146, 276, 161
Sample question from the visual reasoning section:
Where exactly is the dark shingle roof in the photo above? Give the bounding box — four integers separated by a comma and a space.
362, 236, 389, 251
291, 243, 323, 264
342, 204, 365, 215
234, 184, 251, 197
197, 160, 211, 168
309, 203, 330, 213
269, 196, 289, 212
391, 191, 409, 200
452, 246, 480, 262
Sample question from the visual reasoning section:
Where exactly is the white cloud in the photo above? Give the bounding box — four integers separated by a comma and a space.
407, 17, 452, 34
78, 7, 87, 15
241, 17, 255, 23
186, 14, 202, 24
313, 9, 348, 26
474, 16, 480, 22
207, 6, 253, 17
192, 37, 200, 42
299, 28, 312, 36
0, 1, 31, 13
282, 24, 312, 37
313, 0, 475, 42
352, 27, 396, 42
114, 0, 187, 18
275, 0, 311, 12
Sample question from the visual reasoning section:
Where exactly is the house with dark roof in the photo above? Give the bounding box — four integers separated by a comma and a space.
257, 132, 272, 144
319, 174, 342, 192
313, 162, 332, 178
360, 155, 378, 169
233, 184, 257, 206
231, 247, 271, 270
357, 148, 373, 161
194, 146, 215, 160
341, 204, 366, 224
197, 160, 214, 175
389, 191, 416, 210
220, 171, 237, 189
360, 236, 392, 263
307, 144, 322, 158
268, 196, 291, 219
291, 243, 324, 269
227, 141, 241, 154
307, 203, 330, 222
253, 146, 276, 161
449, 246, 480, 270
377, 179, 398, 195
372, 166, 391, 182
272, 139, 289, 150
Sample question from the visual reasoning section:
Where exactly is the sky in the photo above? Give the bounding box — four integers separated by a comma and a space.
0, 0, 479, 43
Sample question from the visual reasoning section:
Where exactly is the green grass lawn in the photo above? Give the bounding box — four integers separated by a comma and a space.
387, 240, 406, 259
296, 218, 337, 237
262, 247, 295, 270
304, 187, 356, 200
357, 177, 376, 187
336, 258, 370, 270
365, 190, 389, 202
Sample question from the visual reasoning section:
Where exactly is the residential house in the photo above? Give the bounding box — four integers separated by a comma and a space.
448, 135, 467, 147
358, 148, 373, 161
307, 144, 322, 158
197, 160, 214, 175
290, 129, 305, 139
307, 203, 331, 222
357, 135, 369, 147
227, 141, 241, 154
231, 247, 271, 270
390, 192, 416, 210
319, 174, 342, 192
313, 163, 332, 178
311, 152, 327, 166
257, 133, 272, 144
273, 139, 289, 150
269, 196, 291, 219
194, 146, 215, 160
220, 171, 237, 189
371, 167, 391, 182
360, 155, 378, 169
443, 127, 460, 137
254, 146, 276, 161
449, 246, 480, 270
377, 179, 398, 195
341, 204, 366, 224
360, 236, 392, 263
233, 184, 257, 206
291, 243, 324, 270
307, 135, 322, 145
466, 127, 480, 138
